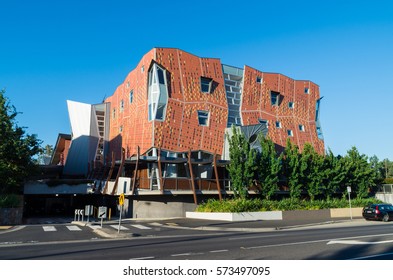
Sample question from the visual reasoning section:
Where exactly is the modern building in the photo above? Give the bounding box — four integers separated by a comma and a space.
35, 47, 324, 218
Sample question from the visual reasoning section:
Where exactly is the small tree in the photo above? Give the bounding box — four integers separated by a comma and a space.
257, 134, 282, 199
0, 89, 42, 194
282, 139, 302, 199
226, 126, 257, 199
302, 143, 324, 200
344, 147, 379, 198
322, 149, 346, 199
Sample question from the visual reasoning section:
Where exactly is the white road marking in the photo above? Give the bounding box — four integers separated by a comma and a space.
149, 222, 163, 226
88, 225, 101, 230
130, 224, 152, 230
42, 226, 56, 232
209, 249, 229, 253
130, 256, 155, 260
110, 225, 129, 231
66, 225, 82, 231
349, 252, 393, 260
171, 252, 204, 257
328, 239, 393, 245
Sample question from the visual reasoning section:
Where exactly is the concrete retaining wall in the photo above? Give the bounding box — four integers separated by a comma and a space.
186, 211, 282, 221
330, 207, 363, 218
186, 208, 361, 222
0, 208, 23, 225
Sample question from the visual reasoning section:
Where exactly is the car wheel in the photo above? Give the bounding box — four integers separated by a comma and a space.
383, 214, 389, 222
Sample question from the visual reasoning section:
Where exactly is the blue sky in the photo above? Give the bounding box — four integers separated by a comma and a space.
1, 0, 393, 160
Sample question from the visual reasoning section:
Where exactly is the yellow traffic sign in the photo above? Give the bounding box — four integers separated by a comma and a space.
119, 193, 125, 206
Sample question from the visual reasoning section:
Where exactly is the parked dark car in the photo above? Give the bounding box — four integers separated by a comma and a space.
362, 204, 393, 222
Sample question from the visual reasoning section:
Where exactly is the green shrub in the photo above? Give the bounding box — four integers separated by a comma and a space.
196, 197, 383, 212
0, 194, 21, 208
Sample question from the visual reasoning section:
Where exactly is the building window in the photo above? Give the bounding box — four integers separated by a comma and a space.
288, 102, 294, 109
120, 100, 124, 112
200, 77, 213, 93
305, 87, 310, 94
197, 110, 209, 126
129, 90, 134, 104
112, 108, 116, 119
275, 121, 281, 128
287, 129, 293, 137
299, 124, 305, 132
270, 91, 280, 106
141, 65, 145, 73
119, 125, 123, 133
258, 118, 268, 127
256, 76, 262, 84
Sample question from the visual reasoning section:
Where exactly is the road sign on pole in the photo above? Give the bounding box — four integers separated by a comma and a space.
98, 206, 107, 228
347, 186, 352, 220
119, 193, 125, 206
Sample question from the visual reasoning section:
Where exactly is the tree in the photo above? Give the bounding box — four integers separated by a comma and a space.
322, 149, 346, 199
344, 147, 380, 198
257, 134, 282, 199
282, 139, 303, 199
226, 125, 257, 199
0, 89, 42, 194
302, 143, 325, 200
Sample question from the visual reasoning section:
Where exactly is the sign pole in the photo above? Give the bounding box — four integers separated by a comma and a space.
118, 205, 122, 234
118, 193, 125, 234
347, 186, 352, 220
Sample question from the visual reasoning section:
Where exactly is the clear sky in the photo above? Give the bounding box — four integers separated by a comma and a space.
1, 0, 393, 160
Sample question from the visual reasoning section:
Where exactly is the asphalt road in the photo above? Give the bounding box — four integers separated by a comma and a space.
1, 217, 393, 260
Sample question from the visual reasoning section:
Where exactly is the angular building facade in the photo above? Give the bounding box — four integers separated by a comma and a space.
64, 47, 324, 203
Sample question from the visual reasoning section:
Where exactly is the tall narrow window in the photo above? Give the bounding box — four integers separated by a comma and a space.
275, 121, 282, 128
299, 124, 305, 132
256, 76, 262, 84
200, 77, 213, 93
197, 110, 209, 126
112, 108, 116, 119
129, 90, 134, 104
270, 91, 280, 106
120, 100, 124, 112
305, 87, 310, 94
148, 63, 168, 121
287, 130, 293, 137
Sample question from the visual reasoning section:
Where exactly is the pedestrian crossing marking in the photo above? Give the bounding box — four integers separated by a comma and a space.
42, 226, 56, 232
88, 225, 101, 230
66, 225, 82, 231
110, 225, 129, 231
131, 224, 152, 230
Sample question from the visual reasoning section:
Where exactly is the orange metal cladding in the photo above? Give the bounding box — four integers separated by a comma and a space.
105, 48, 324, 159
241, 66, 324, 154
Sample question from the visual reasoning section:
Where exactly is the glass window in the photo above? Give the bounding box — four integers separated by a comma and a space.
288, 102, 294, 109
258, 119, 268, 127
112, 108, 116, 119
197, 110, 209, 126
200, 77, 213, 93
287, 130, 293, 137
275, 121, 281, 128
129, 90, 134, 103
256, 76, 262, 84
299, 124, 305, 131
120, 100, 124, 112
305, 87, 310, 94
270, 91, 280, 106
157, 68, 165, 84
